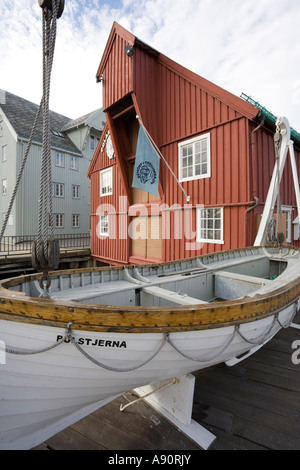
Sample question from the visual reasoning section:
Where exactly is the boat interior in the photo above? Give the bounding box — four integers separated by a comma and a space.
6, 247, 298, 308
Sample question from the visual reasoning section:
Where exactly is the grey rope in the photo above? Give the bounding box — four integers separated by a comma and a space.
166, 329, 238, 363
69, 330, 168, 372
3, 310, 296, 367
236, 315, 278, 345
37, 0, 59, 261
4, 331, 67, 356
237, 309, 296, 346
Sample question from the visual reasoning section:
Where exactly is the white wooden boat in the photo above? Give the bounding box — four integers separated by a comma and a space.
0, 245, 300, 449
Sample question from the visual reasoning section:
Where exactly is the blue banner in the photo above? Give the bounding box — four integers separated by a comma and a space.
132, 125, 160, 197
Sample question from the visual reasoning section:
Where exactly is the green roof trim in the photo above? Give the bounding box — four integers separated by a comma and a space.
241, 93, 300, 145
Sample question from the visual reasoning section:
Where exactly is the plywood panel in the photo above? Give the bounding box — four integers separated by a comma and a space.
130, 215, 162, 260
130, 216, 147, 257
147, 215, 162, 259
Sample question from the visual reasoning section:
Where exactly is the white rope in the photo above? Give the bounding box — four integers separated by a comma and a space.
136, 116, 190, 203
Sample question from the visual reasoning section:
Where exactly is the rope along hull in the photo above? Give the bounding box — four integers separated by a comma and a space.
0, 304, 296, 450
0, 246, 300, 449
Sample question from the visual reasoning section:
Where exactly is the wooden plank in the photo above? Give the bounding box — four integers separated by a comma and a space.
40, 426, 106, 450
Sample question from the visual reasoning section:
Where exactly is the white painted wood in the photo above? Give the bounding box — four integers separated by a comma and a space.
288, 141, 300, 227
142, 285, 208, 305
134, 374, 216, 450
0, 247, 299, 450
254, 117, 291, 246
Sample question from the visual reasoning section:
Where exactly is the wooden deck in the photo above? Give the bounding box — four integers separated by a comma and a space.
33, 312, 300, 451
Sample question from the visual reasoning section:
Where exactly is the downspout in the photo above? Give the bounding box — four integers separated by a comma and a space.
244, 116, 265, 246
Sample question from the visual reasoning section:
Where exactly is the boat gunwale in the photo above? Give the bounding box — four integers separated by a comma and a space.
0, 246, 299, 333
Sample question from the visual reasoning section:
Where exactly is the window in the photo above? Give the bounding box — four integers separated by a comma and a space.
2, 213, 13, 226
55, 152, 65, 167
51, 130, 65, 138
72, 185, 80, 199
178, 133, 210, 182
2, 179, 7, 195
90, 135, 99, 151
99, 214, 109, 236
72, 214, 80, 228
2, 145, 7, 162
53, 183, 64, 198
197, 207, 224, 244
100, 167, 113, 196
54, 214, 64, 228
70, 155, 79, 170
49, 213, 64, 228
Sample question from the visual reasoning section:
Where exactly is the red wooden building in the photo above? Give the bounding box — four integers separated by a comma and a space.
88, 22, 300, 266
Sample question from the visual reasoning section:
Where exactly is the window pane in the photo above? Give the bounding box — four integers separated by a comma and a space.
180, 134, 210, 181
100, 168, 113, 196
214, 230, 221, 240
198, 207, 223, 243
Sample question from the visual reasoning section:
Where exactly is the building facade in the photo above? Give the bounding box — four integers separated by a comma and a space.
88, 22, 300, 266
0, 90, 104, 238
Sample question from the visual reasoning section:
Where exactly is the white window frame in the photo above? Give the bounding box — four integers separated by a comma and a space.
100, 167, 113, 197
178, 132, 211, 182
2, 145, 7, 162
55, 152, 65, 167
72, 214, 80, 228
2, 178, 7, 196
54, 213, 64, 228
70, 155, 79, 170
72, 185, 80, 199
2, 213, 13, 226
99, 214, 109, 236
197, 207, 224, 244
90, 135, 99, 151
53, 182, 64, 198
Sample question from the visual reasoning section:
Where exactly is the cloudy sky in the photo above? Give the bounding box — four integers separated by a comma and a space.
1, 0, 300, 131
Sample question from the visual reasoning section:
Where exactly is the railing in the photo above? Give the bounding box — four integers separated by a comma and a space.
0, 233, 91, 256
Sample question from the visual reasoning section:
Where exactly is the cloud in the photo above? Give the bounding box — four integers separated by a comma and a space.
1, 0, 300, 130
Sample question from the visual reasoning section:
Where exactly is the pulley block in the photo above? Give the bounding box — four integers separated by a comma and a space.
38, 0, 65, 19
31, 238, 60, 271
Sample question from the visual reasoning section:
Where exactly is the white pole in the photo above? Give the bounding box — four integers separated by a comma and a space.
288, 140, 300, 225
254, 117, 291, 246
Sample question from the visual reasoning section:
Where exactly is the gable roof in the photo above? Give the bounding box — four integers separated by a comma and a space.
96, 22, 259, 121
62, 108, 106, 133
0, 89, 81, 154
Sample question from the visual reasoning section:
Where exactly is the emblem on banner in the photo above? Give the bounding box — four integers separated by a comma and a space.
136, 161, 157, 185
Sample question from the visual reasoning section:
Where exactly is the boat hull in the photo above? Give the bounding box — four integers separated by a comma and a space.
0, 302, 296, 450
1, 246, 300, 449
